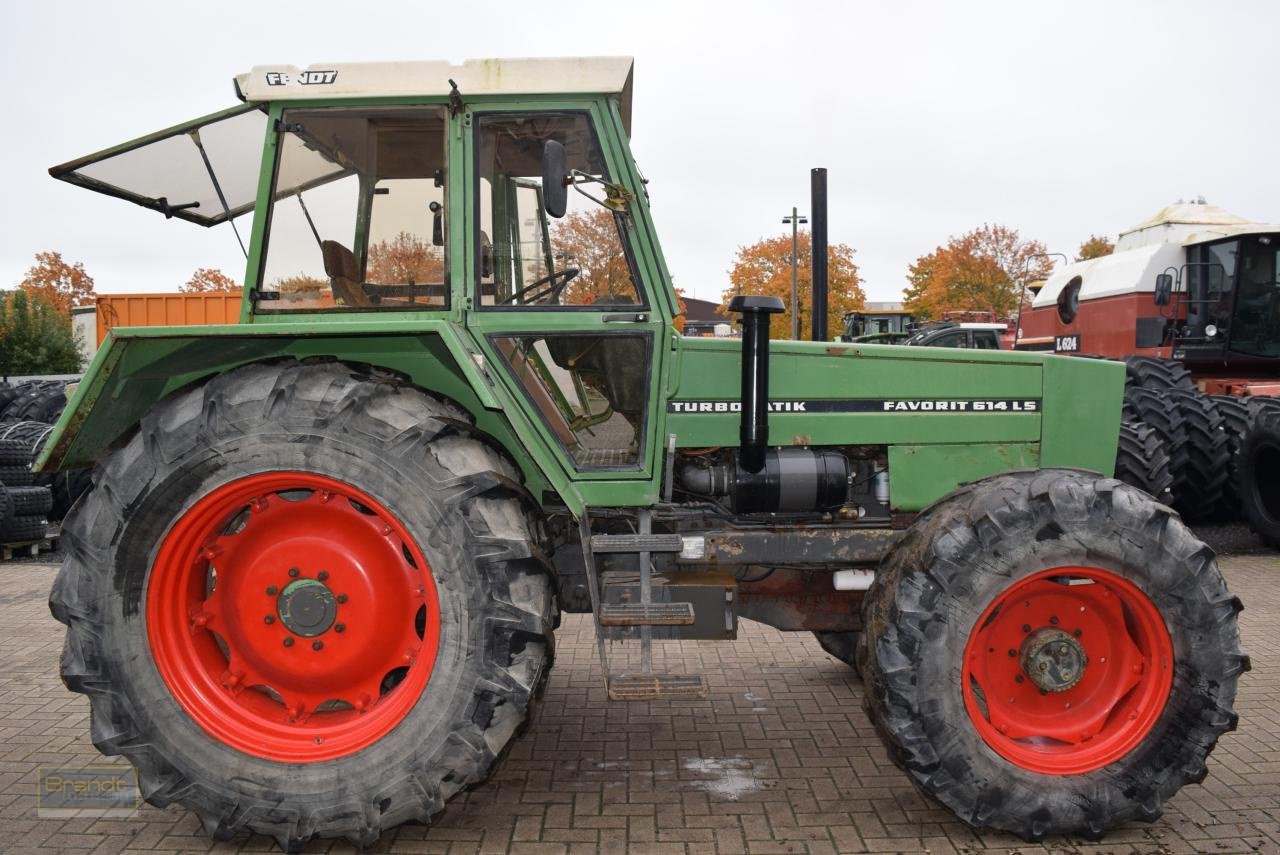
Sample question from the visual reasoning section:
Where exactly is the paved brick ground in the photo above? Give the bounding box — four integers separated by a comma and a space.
2, 552, 1279, 854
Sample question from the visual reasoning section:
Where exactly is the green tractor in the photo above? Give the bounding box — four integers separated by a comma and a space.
43, 58, 1245, 849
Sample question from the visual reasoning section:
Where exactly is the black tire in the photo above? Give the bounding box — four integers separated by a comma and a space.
1163, 390, 1230, 520
1238, 412, 1280, 549
0, 464, 34, 487
0, 383, 18, 419
1123, 387, 1189, 492
1114, 420, 1174, 505
0, 514, 47, 543
48, 468, 92, 521
1122, 356, 1195, 393
0, 437, 30, 467
813, 630, 861, 676
50, 360, 557, 850
0, 484, 12, 530
1212, 395, 1253, 517
8, 485, 52, 517
1245, 396, 1280, 422
860, 469, 1246, 841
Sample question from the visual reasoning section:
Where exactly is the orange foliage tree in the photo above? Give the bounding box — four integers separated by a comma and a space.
721, 233, 864, 340
20, 251, 95, 315
367, 232, 444, 284
552, 210, 637, 304
181, 268, 240, 293
903, 224, 1052, 321
1076, 235, 1115, 261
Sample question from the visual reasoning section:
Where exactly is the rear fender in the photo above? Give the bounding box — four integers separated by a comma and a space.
37, 321, 582, 512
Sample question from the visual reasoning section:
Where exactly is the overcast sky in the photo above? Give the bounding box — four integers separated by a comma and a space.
3, 0, 1277, 304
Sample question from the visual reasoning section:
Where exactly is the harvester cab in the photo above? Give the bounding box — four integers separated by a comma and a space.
40, 58, 1244, 850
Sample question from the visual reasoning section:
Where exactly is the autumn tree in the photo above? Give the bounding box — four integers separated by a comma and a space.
721, 233, 864, 340
903, 224, 1051, 321
551, 210, 637, 304
20, 251, 95, 315
181, 268, 240, 293
1076, 235, 1115, 261
0, 290, 82, 375
367, 232, 444, 284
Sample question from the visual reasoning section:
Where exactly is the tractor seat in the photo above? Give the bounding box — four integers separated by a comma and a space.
321, 241, 374, 307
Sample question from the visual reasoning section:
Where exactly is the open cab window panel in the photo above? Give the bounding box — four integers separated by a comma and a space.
475, 112, 644, 309
49, 104, 268, 227
257, 106, 450, 311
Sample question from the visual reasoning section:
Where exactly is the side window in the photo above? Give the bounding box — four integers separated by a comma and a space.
931, 331, 968, 348
974, 332, 1000, 350
492, 334, 650, 469
258, 107, 448, 310
476, 113, 642, 308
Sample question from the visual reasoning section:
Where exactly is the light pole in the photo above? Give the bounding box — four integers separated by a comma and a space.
782, 208, 808, 340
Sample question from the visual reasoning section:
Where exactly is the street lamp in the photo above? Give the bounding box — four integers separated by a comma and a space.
782, 208, 808, 340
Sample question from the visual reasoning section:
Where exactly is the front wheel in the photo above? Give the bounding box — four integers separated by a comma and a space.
859, 469, 1247, 840
50, 361, 556, 850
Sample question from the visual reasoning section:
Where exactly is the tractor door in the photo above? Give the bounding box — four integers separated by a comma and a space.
465, 107, 665, 483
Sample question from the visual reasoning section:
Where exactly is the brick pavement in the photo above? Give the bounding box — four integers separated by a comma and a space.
2, 553, 1279, 854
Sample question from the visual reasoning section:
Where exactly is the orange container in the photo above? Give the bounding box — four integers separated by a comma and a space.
95, 292, 242, 345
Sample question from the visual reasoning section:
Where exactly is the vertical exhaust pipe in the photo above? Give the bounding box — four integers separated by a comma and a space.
811, 167, 828, 342
729, 295, 785, 473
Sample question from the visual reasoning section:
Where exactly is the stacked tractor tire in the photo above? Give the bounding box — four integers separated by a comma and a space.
0, 380, 92, 546
1116, 357, 1280, 546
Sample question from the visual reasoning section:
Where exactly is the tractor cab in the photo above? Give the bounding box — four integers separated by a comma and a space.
1177, 231, 1280, 362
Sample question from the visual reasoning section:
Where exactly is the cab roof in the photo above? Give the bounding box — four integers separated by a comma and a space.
235, 57, 634, 129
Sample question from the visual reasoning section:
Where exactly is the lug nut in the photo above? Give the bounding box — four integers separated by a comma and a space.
266, 585, 278, 595
337, 594, 348, 604
312, 640, 324, 651
288, 567, 300, 578
283, 637, 294, 647
1008, 649, 1017, 657
1021, 624, 1031, 633
1073, 628, 1082, 637
335, 623, 346, 633
318, 570, 329, 581
1015, 675, 1024, 683
264, 615, 275, 625
1049, 615, 1059, 625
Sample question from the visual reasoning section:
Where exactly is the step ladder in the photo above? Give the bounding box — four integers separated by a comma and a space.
580, 510, 708, 701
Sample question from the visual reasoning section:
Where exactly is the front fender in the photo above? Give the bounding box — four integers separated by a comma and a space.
37, 320, 582, 512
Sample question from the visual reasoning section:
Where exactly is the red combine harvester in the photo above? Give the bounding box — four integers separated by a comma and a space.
1017, 202, 1280, 546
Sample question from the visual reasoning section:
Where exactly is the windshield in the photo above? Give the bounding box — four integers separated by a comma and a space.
256, 106, 449, 311
1231, 235, 1280, 358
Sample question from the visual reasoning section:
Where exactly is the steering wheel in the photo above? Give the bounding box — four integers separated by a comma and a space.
502, 268, 581, 305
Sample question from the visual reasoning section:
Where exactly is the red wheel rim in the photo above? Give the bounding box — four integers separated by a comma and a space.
961, 566, 1173, 775
146, 472, 441, 762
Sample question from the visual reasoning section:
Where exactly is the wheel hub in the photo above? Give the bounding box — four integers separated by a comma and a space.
277, 578, 337, 637
1020, 627, 1086, 692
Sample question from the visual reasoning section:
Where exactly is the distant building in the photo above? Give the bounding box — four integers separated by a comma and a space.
842, 301, 914, 338
682, 296, 735, 336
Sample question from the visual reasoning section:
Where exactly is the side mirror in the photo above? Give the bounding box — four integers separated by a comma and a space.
1154, 273, 1173, 306
429, 201, 444, 247
542, 140, 569, 219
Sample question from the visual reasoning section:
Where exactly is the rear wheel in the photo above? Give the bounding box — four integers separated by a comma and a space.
860, 469, 1246, 841
50, 361, 556, 850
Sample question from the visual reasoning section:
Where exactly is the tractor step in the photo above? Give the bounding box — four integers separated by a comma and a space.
607, 673, 708, 701
599, 601, 695, 626
590, 533, 683, 553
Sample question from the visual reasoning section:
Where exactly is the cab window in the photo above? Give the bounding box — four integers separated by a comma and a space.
258, 106, 449, 311
475, 113, 643, 308
973, 331, 1000, 349
930, 331, 968, 348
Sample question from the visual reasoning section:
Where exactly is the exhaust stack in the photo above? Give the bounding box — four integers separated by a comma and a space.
729, 295, 785, 473
810, 167, 828, 342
